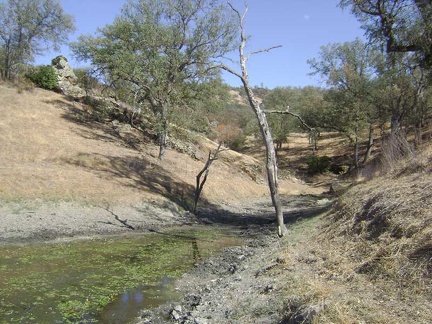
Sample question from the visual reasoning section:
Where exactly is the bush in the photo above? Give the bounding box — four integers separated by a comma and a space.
26, 65, 58, 90
228, 133, 247, 152
306, 155, 332, 175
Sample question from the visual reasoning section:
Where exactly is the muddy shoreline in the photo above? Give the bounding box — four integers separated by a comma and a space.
0, 195, 329, 245
132, 195, 332, 324
0, 199, 196, 244
0, 194, 332, 323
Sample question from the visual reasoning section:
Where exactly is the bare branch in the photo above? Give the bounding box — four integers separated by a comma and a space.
264, 106, 314, 132
218, 63, 244, 81
247, 45, 282, 60
193, 142, 222, 213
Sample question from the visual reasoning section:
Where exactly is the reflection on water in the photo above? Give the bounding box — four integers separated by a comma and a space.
98, 276, 181, 323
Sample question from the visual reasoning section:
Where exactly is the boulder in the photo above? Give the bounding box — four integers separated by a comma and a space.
51, 55, 85, 98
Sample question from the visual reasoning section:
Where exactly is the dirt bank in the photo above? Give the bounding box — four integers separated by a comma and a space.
0, 199, 195, 244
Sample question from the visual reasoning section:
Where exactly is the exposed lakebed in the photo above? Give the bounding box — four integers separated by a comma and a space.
0, 226, 243, 323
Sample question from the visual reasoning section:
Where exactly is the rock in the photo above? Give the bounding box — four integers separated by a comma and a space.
171, 309, 181, 321
329, 180, 353, 195
51, 55, 85, 99
194, 317, 209, 324
291, 304, 324, 323
316, 198, 331, 206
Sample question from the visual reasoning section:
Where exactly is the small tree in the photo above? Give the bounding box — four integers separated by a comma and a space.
262, 87, 300, 151
308, 39, 379, 168
0, 0, 75, 81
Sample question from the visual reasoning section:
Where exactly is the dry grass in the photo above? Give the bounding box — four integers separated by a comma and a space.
309, 145, 432, 322
0, 84, 317, 207
257, 132, 432, 323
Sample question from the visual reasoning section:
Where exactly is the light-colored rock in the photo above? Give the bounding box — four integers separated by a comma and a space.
51, 55, 85, 98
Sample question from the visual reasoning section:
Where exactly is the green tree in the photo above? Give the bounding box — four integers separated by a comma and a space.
262, 86, 326, 152
308, 39, 380, 168
339, 0, 432, 70
262, 87, 301, 150
297, 86, 326, 130
339, 0, 432, 136
71, 0, 237, 160
0, 0, 75, 81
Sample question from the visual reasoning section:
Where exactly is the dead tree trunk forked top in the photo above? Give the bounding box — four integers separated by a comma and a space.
221, 2, 287, 237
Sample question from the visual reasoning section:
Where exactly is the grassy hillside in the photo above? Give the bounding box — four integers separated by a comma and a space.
0, 84, 319, 208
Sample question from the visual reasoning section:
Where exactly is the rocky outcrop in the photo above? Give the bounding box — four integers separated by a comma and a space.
51, 55, 85, 98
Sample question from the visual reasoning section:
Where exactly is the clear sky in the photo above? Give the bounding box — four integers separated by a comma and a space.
35, 0, 365, 89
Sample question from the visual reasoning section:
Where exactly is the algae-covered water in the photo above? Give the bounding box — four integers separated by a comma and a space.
0, 227, 243, 323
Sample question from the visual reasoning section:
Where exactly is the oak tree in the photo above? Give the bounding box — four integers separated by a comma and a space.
72, 0, 237, 160
0, 0, 75, 80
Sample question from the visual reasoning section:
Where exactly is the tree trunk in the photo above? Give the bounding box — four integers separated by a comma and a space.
158, 130, 167, 160
242, 82, 287, 237
223, 3, 287, 237
157, 104, 169, 160
354, 134, 359, 170
363, 123, 374, 164
390, 115, 401, 134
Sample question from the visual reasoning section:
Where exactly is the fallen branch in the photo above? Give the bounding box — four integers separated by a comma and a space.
104, 207, 135, 230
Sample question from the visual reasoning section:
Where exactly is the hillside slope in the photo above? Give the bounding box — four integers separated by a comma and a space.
0, 85, 320, 204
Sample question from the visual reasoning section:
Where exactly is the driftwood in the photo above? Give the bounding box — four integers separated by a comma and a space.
104, 207, 135, 230
193, 142, 222, 213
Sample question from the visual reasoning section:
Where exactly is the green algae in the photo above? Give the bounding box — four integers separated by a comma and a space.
0, 227, 242, 323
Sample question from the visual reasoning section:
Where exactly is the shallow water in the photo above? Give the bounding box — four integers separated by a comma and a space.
0, 226, 242, 323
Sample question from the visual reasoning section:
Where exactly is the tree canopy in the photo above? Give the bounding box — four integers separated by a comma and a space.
339, 0, 432, 72
72, 0, 238, 159
0, 0, 75, 80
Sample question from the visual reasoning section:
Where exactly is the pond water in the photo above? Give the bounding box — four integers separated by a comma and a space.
0, 226, 243, 323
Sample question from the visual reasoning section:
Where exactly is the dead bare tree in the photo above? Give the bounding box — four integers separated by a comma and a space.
221, 2, 287, 237
193, 142, 222, 213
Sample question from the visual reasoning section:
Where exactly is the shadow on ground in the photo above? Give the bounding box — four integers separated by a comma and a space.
195, 194, 333, 229
46, 97, 206, 210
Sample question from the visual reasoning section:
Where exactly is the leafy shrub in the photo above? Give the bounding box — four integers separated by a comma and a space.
26, 65, 58, 90
83, 96, 111, 121
74, 68, 100, 96
228, 133, 247, 152
306, 155, 332, 175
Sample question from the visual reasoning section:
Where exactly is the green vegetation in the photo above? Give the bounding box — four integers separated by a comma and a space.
0, 0, 74, 81
71, 0, 237, 160
0, 228, 242, 323
26, 65, 58, 90
306, 156, 332, 175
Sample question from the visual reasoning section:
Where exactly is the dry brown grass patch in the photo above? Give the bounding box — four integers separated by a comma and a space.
323, 147, 432, 299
